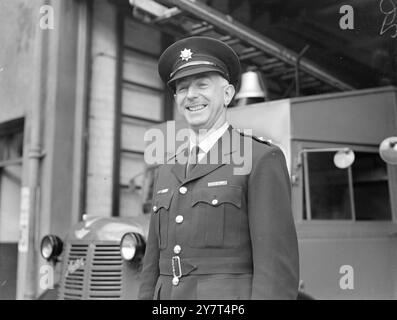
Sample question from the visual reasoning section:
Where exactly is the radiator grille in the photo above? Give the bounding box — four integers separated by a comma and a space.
60, 244, 88, 300
89, 245, 122, 299
59, 242, 123, 300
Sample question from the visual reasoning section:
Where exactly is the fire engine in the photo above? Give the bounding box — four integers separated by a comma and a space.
39, 86, 397, 299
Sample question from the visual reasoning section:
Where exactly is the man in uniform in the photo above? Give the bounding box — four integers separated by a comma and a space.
138, 36, 299, 300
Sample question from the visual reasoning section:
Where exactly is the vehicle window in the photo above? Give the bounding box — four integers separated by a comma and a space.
352, 152, 392, 221
303, 150, 391, 221
303, 152, 352, 220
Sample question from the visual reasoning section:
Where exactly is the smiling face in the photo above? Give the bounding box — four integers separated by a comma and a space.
174, 72, 235, 132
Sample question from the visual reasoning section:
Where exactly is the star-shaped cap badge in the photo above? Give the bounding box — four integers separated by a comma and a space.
180, 48, 193, 61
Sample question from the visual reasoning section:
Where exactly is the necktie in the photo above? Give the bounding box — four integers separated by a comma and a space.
186, 146, 200, 177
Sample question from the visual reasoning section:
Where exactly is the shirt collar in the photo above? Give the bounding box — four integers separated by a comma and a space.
189, 122, 229, 154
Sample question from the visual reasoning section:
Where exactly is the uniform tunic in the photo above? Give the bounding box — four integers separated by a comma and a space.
138, 126, 299, 300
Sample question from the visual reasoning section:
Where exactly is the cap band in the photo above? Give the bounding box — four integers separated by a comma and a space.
169, 60, 229, 80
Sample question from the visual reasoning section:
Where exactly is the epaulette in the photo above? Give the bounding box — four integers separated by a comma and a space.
235, 128, 273, 146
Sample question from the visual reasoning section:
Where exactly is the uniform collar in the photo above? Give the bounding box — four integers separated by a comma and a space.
171, 125, 240, 183
189, 121, 230, 155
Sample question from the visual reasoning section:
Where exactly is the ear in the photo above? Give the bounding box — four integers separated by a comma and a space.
223, 84, 235, 107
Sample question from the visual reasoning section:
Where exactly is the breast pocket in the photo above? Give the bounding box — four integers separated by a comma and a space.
189, 186, 242, 248
153, 191, 174, 249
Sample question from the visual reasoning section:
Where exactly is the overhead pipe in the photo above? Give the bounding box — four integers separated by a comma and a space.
295, 45, 310, 96
162, 0, 354, 91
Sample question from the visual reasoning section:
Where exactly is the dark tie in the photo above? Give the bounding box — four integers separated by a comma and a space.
186, 146, 201, 177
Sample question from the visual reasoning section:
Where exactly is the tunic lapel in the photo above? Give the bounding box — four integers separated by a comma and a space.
170, 161, 186, 183
170, 126, 239, 183
170, 148, 188, 183
183, 126, 237, 183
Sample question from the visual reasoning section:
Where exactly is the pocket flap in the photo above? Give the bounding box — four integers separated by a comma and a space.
153, 191, 174, 211
192, 186, 242, 208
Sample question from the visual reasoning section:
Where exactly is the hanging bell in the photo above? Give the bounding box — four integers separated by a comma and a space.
234, 70, 267, 106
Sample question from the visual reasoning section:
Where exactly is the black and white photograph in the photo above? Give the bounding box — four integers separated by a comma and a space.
0, 0, 396, 303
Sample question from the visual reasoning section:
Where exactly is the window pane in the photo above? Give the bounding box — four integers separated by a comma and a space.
124, 19, 162, 55
122, 84, 163, 121
0, 137, 6, 160
0, 125, 23, 242
121, 118, 150, 153
123, 51, 163, 89
307, 152, 352, 220
119, 187, 143, 218
119, 152, 145, 186
0, 165, 22, 242
302, 163, 307, 220
352, 152, 391, 221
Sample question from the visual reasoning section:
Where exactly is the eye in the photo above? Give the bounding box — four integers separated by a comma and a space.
198, 81, 209, 89
176, 85, 187, 93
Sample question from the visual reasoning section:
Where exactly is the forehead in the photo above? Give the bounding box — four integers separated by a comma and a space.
175, 72, 224, 86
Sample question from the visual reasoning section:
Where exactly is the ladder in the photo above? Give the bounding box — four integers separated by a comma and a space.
129, 0, 355, 98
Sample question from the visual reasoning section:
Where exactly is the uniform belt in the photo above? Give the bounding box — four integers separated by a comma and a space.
159, 256, 252, 277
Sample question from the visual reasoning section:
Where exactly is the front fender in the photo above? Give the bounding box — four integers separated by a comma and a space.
37, 283, 59, 300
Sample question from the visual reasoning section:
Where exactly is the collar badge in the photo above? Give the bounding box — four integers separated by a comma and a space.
180, 48, 193, 61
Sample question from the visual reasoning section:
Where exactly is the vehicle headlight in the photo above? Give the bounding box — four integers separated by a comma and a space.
120, 232, 145, 261
40, 235, 63, 261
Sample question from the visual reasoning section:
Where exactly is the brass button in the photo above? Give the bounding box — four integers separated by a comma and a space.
211, 199, 218, 205
172, 277, 179, 286
175, 215, 184, 224
152, 205, 158, 212
173, 245, 182, 254
179, 186, 187, 194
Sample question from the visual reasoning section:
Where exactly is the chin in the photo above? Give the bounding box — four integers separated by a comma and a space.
185, 116, 208, 129
187, 121, 205, 130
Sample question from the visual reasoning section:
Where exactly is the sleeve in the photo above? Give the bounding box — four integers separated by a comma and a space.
248, 145, 300, 299
137, 212, 160, 300
138, 170, 160, 300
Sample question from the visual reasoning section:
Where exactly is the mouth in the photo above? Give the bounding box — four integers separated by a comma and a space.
186, 104, 207, 112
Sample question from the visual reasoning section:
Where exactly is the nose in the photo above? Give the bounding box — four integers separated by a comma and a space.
186, 84, 199, 99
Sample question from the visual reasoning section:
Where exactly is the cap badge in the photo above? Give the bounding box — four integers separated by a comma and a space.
180, 48, 193, 61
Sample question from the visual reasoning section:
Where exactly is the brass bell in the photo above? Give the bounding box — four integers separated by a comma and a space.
234, 70, 267, 106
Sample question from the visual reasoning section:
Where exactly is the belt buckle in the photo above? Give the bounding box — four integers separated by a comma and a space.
171, 256, 182, 285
